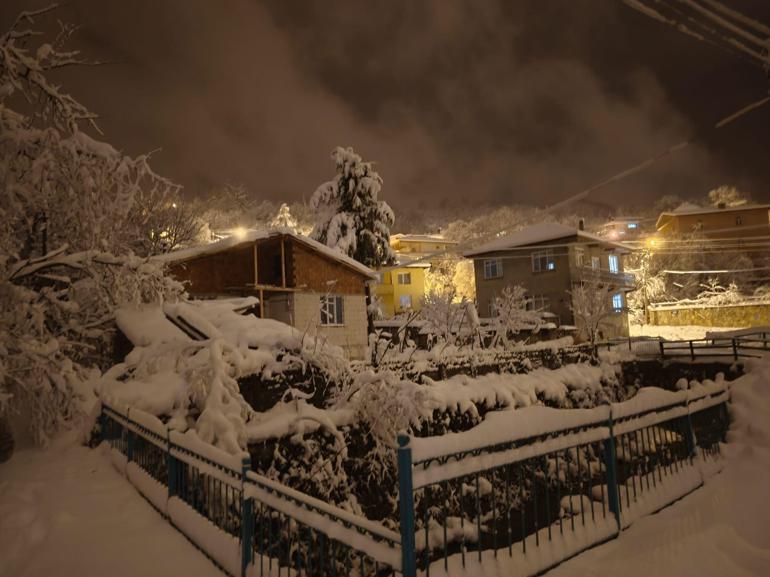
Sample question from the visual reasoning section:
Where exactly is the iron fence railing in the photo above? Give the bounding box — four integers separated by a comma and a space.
100, 402, 402, 577
101, 372, 731, 577
396, 381, 730, 577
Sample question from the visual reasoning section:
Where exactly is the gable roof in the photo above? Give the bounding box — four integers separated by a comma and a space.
656, 204, 770, 229
463, 222, 631, 257
153, 227, 376, 279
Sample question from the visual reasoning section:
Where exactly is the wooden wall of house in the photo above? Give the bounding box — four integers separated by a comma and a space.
169, 245, 254, 294
291, 240, 366, 295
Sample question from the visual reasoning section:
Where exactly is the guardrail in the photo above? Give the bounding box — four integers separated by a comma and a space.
100, 403, 402, 577
396, 381, 730, 577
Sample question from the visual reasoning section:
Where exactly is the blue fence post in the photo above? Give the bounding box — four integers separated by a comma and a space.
167, 428, 177, 499
603, 410, 622, 533
397, 434, 417, 577
241, 455, 254, 577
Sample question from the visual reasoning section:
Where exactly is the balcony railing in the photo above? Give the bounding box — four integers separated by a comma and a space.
571, 266, 636, 288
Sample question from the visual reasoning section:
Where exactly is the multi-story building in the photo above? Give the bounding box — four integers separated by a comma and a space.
465, 223, 635, 340
375, 234, 458, 317
656, 204, 770, 239
599, 216, 652, 240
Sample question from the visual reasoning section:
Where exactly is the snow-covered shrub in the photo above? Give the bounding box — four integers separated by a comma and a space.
310, 147, 395, 268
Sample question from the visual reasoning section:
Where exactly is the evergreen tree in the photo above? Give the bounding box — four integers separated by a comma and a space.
310, 147, 395, 268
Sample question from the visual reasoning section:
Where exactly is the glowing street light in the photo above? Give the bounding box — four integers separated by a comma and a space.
233, 227, 248, 239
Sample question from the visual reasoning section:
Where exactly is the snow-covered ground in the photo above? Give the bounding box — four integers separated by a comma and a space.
0, 434, 221, 577
549, 356, 770, 577
630, 324, 742, 341
2, 354, 769, 577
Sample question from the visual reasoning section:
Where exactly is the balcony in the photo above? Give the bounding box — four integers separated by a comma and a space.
570, 266, 636, 289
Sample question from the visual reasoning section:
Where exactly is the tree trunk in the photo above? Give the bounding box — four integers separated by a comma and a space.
0, 416, 14, 463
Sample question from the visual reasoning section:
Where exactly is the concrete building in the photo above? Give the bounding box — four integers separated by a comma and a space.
464, 223, 635, 341
155, 229, 375, 359
375, 234, 459, 317
656, 204, 770, 239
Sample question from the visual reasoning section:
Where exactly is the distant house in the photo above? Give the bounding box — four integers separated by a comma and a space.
374, 234, 459, 317
656, 204, 770, 239
599, 216, 650, 240
464, 223, 635, 340
155, 229, 376, 359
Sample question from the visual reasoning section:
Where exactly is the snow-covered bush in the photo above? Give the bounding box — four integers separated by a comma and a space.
310, 147, 395, 268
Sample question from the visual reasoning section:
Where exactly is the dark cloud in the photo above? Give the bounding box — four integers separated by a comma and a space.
2, 0, 769, 213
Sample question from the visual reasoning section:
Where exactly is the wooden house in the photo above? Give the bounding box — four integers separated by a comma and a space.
155, 229, 376, 359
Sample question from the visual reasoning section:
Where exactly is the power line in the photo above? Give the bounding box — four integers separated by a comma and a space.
382, 93, 770, 272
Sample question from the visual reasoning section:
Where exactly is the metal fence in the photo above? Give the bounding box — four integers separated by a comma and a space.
396, 381, 730, 577
101, 376, 730, 577
601, 331, 770, 360
100, 403, 402, 577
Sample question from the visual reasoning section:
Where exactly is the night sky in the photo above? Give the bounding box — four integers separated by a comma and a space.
3, 1, 770, 211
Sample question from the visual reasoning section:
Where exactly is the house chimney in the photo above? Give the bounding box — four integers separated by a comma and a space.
578, 218, 585, 231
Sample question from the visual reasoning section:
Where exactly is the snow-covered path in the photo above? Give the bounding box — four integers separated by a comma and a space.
0, 435, 222, 577
548, 358, 770, 577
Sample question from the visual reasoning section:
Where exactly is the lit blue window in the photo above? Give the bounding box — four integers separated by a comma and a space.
608, 254, 619, 274
627, 222, 638, 229
612, 293, 623, 312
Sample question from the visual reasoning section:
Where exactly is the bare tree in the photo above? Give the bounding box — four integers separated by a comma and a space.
569, 278, 615, 345
489, 285, 543, 348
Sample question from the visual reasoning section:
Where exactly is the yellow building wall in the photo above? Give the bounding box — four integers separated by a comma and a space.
374, 267, 426, 317
659, 208, 769, 236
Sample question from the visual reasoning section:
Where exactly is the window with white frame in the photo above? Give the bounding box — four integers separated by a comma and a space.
591, 256, 600, 270
399, 294, 412, 310
483, 258, 503, 279
526, 294, 550, 311
612, 293, 623, 312
320, 295, 344, 325
532, 249, 556, 272
397, 272, 412, 285
608, 254, 619, 274
574, 247, 585, 268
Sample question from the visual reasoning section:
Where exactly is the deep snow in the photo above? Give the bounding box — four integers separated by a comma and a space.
0, 434, 221, 577
546, 356, 770, 577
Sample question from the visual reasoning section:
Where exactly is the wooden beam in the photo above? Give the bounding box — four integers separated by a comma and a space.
259, 288, 264, 318
280, 236, 286, 288
253, 244, 259, 285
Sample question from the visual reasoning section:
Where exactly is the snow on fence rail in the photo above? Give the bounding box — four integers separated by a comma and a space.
396, 381, 730, 577
99, 403, 402, 577
100, 376, 731, 577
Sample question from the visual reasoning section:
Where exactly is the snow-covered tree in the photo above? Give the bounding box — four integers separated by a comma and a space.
569, 278, 615, 345
707, 185, 751, 207
0, 8, 183, 445
310, 147, 395, 268
489, 285, 543, 347
270, 203, 298, 232
420, 287, 478, 350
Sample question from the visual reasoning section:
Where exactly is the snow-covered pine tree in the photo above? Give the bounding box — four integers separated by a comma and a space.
310, 147, 395, 268
270, 203, 298, 232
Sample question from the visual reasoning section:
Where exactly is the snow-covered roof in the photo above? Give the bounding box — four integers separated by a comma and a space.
661, 203, 770, 217
656, 203, 770, 230
391, 233, 457, 245
154, 227, 376, 279
463, 223, 632, 257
